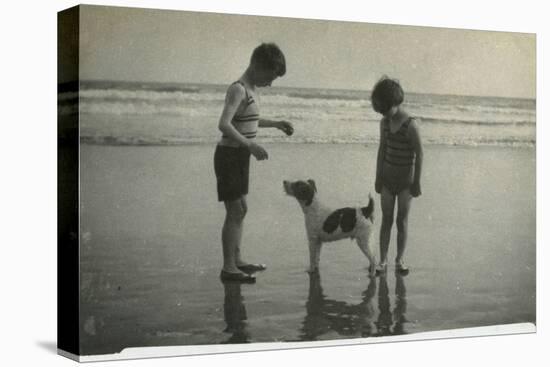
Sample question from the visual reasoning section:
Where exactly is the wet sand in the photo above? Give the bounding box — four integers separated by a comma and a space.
79, 143, 535, 355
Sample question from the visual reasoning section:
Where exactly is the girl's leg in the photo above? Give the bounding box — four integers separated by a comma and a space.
379, 186, 396, 266
222, 197, 247, 273
395, 188, 413, 264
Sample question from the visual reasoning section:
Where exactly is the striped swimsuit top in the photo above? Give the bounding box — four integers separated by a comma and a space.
383, 117, 415, 167
220, 81, 259, 145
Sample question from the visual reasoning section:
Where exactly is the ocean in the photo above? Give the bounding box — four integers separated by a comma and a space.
60, 80, 536, 147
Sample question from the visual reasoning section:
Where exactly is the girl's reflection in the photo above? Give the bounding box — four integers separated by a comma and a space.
393, 272, 408, 334
221, 280, 250, 343
376, 272, 408, 336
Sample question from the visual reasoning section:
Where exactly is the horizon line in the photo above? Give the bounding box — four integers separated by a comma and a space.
75, 78, 536, 100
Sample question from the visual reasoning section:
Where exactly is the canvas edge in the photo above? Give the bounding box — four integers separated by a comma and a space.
72, 323, 535, 362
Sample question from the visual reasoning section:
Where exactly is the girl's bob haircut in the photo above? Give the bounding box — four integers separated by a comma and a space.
370, 76, 404, 114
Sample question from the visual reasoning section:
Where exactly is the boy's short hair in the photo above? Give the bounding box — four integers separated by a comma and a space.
370, 76, 404, 113
250, 43, 286, 77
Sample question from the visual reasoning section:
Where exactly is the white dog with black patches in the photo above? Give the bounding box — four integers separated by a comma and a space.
283, 179, 377, 277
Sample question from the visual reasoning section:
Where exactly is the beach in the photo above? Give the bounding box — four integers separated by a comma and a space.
79, 142, 536, 355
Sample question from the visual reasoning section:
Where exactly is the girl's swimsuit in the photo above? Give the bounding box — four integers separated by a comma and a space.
381, 117, 416, 195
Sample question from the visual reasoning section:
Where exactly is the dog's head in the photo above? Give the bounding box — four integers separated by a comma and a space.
283, 179, 317, 207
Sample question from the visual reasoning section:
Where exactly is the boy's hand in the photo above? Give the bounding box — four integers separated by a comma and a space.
248, 142, 269, 161
411, 182, 422, 197
375, 179, 382, 194
277, 120, 294, 136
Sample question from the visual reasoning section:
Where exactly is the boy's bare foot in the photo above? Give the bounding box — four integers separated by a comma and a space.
237, 263, 267, 273
220, 270, 256, 283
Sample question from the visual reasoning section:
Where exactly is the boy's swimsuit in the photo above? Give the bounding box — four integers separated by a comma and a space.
380, 117, 416, 195
219, 80, 260, 147
214, 81, 259, 202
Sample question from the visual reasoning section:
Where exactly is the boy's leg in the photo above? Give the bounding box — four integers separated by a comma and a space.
234, 196, 248, 266
395, 188, 413, 264
379, 187, 396, 266
222, 197, 247, 273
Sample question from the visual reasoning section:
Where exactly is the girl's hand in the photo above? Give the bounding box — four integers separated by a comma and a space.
248, 142, 269, 161
411, 182, 422, 197
375, 179, 382, 194
277, 120, 294, 136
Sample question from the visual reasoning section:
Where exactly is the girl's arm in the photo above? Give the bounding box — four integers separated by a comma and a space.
375, 119, 386, 194
218, 84, 268, 160
259, 119, 294, 136
409, 119, 423, 197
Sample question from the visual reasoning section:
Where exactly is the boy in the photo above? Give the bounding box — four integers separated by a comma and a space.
214, 43, 294, 282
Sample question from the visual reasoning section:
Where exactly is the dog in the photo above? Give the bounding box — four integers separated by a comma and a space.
283, 179, 376, 276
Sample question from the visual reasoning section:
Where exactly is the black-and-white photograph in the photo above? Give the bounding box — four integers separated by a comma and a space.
57, 3, 535, 362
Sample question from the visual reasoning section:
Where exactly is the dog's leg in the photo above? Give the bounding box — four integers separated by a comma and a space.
314, 242, 322, 270
357, 236, 376, 277
308, 238, 321, 273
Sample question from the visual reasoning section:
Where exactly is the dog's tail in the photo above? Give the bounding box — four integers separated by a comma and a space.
361, 194, 375, 220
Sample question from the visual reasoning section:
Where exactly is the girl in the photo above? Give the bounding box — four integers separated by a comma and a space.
371, 76, 423, 275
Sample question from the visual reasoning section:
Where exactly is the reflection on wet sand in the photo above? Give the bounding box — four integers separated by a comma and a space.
299, 272, 377, 341
377, 273, 408, 336
221, 281, 250, 344
300, 272, 408, 341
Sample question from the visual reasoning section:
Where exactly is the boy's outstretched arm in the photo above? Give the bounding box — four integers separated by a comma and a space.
409, 119, 423, 197
218, 84, 268, 160
258, 119, 294, 136
375, 119, 386, 194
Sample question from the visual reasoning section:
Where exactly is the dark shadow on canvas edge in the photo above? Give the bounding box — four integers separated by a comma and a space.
36, 340, 58, 354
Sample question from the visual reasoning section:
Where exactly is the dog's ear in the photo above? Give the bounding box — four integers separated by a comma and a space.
304, 186, 314, 206
294, 181, 314, 206
361, 195, 375, 221
307, 179, 317, 193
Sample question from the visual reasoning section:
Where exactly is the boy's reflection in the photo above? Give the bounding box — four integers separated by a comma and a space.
376, 272, 408, 336
221, 280, 250, 344
299, 272, 377, 341
393, 272, 408, 334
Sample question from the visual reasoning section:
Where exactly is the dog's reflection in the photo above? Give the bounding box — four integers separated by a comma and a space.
221, 280, 251, 344
300, 271, 408, 341
376, 272, 408, 336
300, 272, 377, 341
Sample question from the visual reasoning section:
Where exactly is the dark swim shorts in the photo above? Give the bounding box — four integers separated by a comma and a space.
381, 162, 414, 195
214, 145, 251, 202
